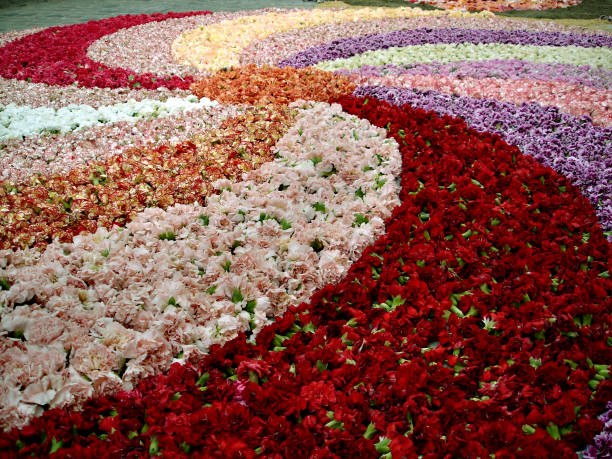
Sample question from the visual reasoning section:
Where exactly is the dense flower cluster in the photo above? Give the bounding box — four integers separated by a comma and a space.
356, 86, 612, 239
584, 402, 612, 458
0, 6, 610, 456
0, 104, 239, 184
171, 7, 493, 72
314, 43, 612, 72
338, 60, 612, 90
269, 20, 612, 238
281, 29, 612, 124
0, 80, 189, 109
87, 12, 260, 79
1, 96, 609, 457
406, 0, 580, 12
241, 16, 607, 68
190, 65, 356, 106
0, 95, 217, 141
0, 105, 294, 251
349, 73, 612, 125
0, 101, 401, 432
280, 27, 612, 69
0, 11, 209, 90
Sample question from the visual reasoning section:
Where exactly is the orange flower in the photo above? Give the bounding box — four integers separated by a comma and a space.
190, 65, 356, 106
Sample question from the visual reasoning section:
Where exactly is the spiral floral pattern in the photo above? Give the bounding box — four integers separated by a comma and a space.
0, 6, 610, 457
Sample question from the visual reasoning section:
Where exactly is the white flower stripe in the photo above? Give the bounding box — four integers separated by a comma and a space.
0, 95, 217, 141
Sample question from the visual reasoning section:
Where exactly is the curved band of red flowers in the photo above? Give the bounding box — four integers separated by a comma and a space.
0, 6, 610, 458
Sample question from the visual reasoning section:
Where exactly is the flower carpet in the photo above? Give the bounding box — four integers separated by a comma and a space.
403, 0, 581, 12
0, 5, 610, 458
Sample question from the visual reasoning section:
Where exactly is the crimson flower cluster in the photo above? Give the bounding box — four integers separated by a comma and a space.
0, 97, 609, 458
0, 11, 209, 90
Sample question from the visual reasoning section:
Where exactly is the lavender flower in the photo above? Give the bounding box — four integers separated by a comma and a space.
583, 402, 612, 459
280, 28, 612, 68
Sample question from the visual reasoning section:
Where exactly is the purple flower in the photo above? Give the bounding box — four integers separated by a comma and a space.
583, 403, 612, 458
280, 28, 612, 68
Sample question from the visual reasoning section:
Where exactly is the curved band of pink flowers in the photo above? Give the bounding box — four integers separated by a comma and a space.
0, 5, 610, 458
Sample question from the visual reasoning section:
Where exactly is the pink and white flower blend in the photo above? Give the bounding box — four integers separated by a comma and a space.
0, 101, 401, 431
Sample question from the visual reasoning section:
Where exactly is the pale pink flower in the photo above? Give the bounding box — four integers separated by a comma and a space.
0, 101, 401, 430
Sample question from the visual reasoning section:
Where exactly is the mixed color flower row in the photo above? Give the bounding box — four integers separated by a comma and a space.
242, 14, 610, 239
0, 100, 401, 431
2, 93, 609, 458
405, 0, 580, 13
0, 5, 610, 457
172, 8, 495, 72
1, 105, 292, 251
